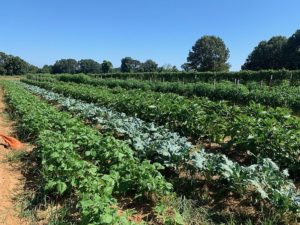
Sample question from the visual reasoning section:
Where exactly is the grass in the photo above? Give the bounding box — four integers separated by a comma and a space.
167, 174, 299, 225
4, 150, 28, 163
166, 196, 212, 225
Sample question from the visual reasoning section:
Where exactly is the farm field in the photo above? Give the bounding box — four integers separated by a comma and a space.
1, 73, 299, 224
2, 1, 300, 224
22, 76, 300, 171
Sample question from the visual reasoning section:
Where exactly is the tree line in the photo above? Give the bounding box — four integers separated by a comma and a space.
0, 52, 38, 75
1, 29, 300, 75
182, 29, 300, 72
37, 58, 178, 74
241, 30, 300, 70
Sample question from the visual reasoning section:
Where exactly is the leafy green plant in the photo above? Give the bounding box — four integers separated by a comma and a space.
22, 78, 300, 172
1, 81, 183, 224
45, 74, 300, 112
20, 81, 300, 214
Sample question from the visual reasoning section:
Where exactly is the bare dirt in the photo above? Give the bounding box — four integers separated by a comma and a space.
0, 87, 29, 225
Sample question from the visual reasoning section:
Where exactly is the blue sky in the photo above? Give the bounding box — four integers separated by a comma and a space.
0, 0, 300, 71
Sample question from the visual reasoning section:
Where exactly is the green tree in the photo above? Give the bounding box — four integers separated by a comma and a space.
120, 57, 141, 72
181, 63, 192, 72
101, 60, 113, 73
28, 64, 39, 73
78, 59, 101, 74
140, 59, 158, 72
282, 30, 300, 69
39, 65, 52, 73
111, 67, 121, 73
186, 35, 230, 71
242, 36, 287, 70
52, 59, 78, 74
158, 64, 178, 72
4, 56, 29, 75
0, 52, 7, 75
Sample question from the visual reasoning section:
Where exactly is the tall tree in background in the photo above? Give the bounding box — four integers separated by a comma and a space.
28, 64, 39, 73
185, 35, 230, 71
0, 52, 32, 75
78, 59, 101, 74
242, 36, 287, 70
181, 63, 191, 72
4, 56, 29, 75
120, 57, 141, 72
0, 52, 6, 75
282, 30, 300, 69
40, 65, 52, 73
101, 60, 113, 73
140, 59, 158, 72
52, 59, 78, 74
158, 64, 178, 72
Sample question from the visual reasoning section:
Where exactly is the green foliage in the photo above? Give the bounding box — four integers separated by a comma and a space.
191, 151, 299, 212
101, 60, 113, 73
158, 64, 178, 72
120, 57, 160, 73
0, 52, 32, 75
140, 59, 158, 72
39, 64, 53, 73
23, 78, 300, 172
185, 35, 230, 72
52, 59, 78, 74
283, 29, 300, 69
242, 36, 287, 70
86, 69, 300, 85
46, 74, 300, 112
1, 81, 180, 224
120, 57, 141, 73
78, 59, 101, 74
23, 82, 192, 168
4, 56, 29, 75
154, 201, 185, 225
21, 79, 300, 216
242, 29, 300, 70
28, 64, 39, 74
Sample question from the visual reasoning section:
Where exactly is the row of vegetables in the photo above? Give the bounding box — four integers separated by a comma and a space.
89, 70, 300, 84
53, 74, 300, 112
27, 74, 300, 112
1, 80, 184, 224
20, 81, 300, 215
22, 82, 192, 168
23, 78, 300, 173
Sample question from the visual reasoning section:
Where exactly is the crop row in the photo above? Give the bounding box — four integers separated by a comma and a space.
2, 81, 183, 224
22, 81, 300, 214
22, 82, 192, 168
45, 74, 300, 112
84, 70, 300, 84
22, 79, 300, 172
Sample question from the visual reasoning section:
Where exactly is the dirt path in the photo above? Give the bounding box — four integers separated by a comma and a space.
0, 87, 29, 225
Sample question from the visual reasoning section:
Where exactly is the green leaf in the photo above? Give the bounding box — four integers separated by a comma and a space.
57, 181, 67, 195
101, 214, 113, 224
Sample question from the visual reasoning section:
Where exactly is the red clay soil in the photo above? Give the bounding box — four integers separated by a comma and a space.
0, 87, 29, 225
